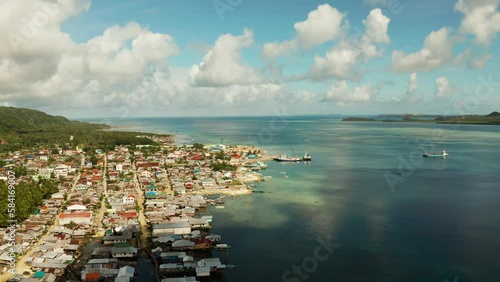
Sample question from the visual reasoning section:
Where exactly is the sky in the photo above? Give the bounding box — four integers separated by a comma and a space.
0, 0, 499, 118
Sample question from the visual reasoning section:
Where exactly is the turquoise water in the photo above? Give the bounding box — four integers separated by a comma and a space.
84, 116, 500, 282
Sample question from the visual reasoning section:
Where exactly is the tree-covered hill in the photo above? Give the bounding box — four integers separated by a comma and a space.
0, 106, 85, 133
0, 107, 166, 152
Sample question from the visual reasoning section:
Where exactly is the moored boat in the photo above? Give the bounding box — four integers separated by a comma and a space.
273, 155, 301, 162
423, 149, 448, 158
302, 152, 312, 161
214, 244, 231, 250
274, 147, 302, 162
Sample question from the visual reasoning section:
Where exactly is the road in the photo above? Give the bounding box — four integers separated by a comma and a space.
93, 156, 108, 237
133, 163, 149, 248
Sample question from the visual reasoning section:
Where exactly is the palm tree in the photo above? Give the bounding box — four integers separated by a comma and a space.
67, 220, 77, 230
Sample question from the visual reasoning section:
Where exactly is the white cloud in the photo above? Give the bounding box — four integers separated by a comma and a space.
404, 72, 422, 103
363, 8, 391, 44
322, 81, 375, 105
261, 40, 297, 60
391, 28, 454, 72
1, 0, 91, 56
0, 1, 317, 116
294, 4, 345, 48
468, 53, 492, 68
305, 8, 391, 81
455, 0, 500, 46
261, 4, 345, 59
0, 0, 90, 94
451, 48, 492, 69
435, 76, 453, 98
0, 0, 179, 111
190, 28, 262, 87
147, 68, 314, 115
407, 73, 418, 95
86, 22, 179, 80
307, 42, 363, 81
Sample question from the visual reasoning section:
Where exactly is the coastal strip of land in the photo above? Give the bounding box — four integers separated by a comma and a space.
1, 132, 277, 281
342, 111, 500, 125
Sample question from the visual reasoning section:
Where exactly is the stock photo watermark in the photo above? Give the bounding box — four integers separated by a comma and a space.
213, 0, 243, 21
8, 0, 70, 52
281, 235, 340, 282
6, 170, 17, 274
385, 74, 500, 192
247, 105, 289, 145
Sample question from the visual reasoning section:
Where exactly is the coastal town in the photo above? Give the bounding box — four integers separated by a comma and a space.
0, 135, 275, 282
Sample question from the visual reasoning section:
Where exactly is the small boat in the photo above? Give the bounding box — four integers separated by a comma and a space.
256, 161, 267, 169
252, 189, 265, 193
302, 152, 312, 161
250, 165, 261, 171
273, 155, 301, 162
274, 147, 302, 162
214, 244, 231, 250
423, 149, 448, 158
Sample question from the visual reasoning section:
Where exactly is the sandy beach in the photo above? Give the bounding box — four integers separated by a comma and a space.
193, 185, 253, 196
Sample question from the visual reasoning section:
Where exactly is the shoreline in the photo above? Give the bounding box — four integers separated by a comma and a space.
0, 125, 272, 281
193, 185, 253, 196
192, 171, 266, 197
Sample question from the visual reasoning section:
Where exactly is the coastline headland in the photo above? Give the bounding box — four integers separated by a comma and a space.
0, 107, 278, 281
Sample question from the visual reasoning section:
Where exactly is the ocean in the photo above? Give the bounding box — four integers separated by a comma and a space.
83, 116, 500, 282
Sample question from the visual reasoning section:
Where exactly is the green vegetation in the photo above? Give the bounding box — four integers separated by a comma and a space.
0, 106, 74, 133
230, 179, 243, 185
0, 179, 58, 227
12, 166, 27, 176
343, 112, 500, 125
435, 112, 500, 125
341, 117, 376, 122
214, 151, 228, 160
210, 161, 236, 172
192, 143, 204, 150
67, 221, 77, 230
0, 106, 169, 153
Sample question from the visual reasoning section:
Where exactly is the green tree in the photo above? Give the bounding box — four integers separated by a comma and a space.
13, 166, 27, 176
215, 151, 226, 160
0, 179, 59, 227
90, 155, 98, 165
67, 221, 77, 230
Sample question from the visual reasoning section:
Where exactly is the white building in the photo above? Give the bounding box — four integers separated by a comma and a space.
58, 212, 93, 225
153, 222, 191, 236
67, 204, 87, 211
112, 247, 138, 258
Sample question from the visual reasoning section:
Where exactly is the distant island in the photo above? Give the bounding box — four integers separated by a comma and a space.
341, 117, 376, 122
342, 111, 500, 125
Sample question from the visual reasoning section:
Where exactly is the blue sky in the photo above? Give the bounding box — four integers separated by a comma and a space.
0, 0, 499, 117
